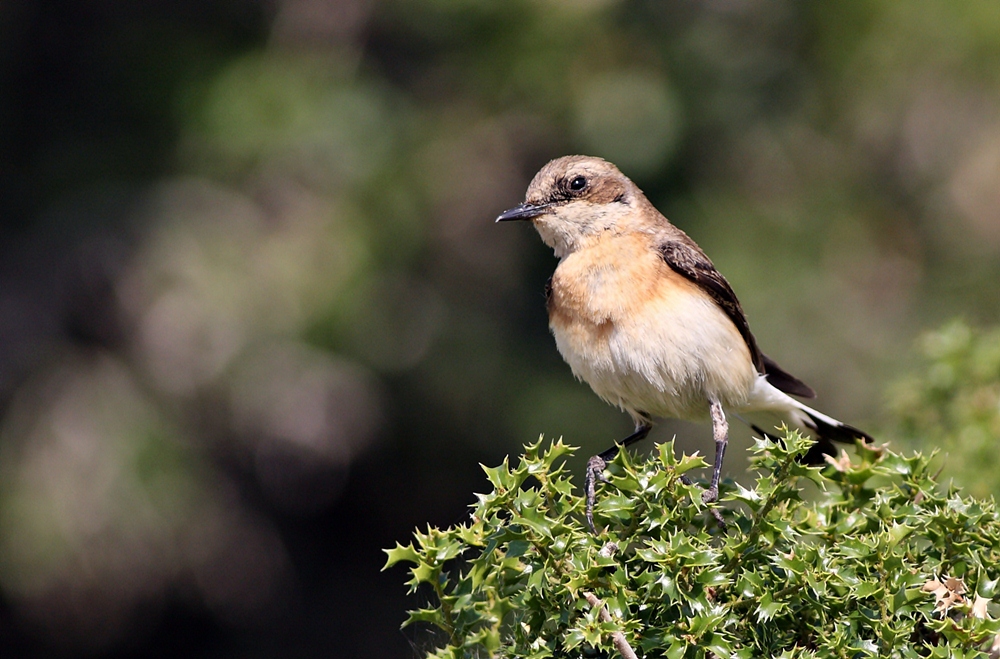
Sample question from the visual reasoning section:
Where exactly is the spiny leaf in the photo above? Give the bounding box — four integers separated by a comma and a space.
382, 542, 420, 569
387, 434, 1000, 658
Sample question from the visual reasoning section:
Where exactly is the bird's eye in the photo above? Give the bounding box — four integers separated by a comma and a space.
569, 175, 587, 191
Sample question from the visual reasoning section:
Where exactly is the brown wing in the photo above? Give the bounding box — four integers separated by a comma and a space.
657, 240, 816, 398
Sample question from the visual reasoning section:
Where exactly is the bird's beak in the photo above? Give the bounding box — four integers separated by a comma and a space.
495, 202, 551, 223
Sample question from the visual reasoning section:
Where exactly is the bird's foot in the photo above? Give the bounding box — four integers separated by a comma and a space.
585, 455, 609, 534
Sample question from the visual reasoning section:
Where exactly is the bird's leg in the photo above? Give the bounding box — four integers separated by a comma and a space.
703, 399, 728, 527
585, 419, 652, 534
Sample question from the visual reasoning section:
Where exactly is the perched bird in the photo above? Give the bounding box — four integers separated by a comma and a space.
496, 155, 871, 532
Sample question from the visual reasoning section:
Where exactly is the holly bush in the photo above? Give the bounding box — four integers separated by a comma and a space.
888, 321, 1000, 500
385, 431, 1000, 658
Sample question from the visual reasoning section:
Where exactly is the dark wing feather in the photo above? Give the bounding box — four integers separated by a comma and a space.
761, 353, 816, 399
658, 241, 765, 373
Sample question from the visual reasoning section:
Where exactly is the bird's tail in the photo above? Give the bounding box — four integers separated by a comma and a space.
749, 401, 872, 465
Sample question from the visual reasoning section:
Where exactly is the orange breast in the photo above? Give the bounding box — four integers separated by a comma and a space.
545, 231, 757, 418
547, 232, 666, 326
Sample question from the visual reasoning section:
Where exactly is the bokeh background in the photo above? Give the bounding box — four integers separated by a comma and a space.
2, 0, 1000, 656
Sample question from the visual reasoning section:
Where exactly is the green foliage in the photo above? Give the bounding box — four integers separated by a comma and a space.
888, 321, 1000, 499
386, 433, 1000, 657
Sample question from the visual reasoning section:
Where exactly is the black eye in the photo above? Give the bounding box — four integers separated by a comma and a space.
569, 175, 587, 191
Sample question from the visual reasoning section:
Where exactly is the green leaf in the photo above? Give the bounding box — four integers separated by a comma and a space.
481, 458, 513, 491
403, 607, 444, 628
387, 435, 1000, 658
854, 581, 882, 599
756, 591, 786, 622
382, 542, 420, 569
688, 607, 726, 635
410, 560, 438, 586
665, 639, 688, 659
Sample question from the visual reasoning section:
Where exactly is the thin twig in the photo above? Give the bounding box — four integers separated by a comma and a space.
583, 592, 639, 659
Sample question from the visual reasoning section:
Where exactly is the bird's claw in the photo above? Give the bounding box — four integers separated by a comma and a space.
587, 455, 609, 484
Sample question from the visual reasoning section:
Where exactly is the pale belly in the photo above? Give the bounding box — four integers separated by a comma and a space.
549, 282, 757, 422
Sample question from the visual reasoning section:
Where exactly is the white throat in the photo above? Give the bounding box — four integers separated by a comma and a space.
533, 218, 578, 259
532, 201, 635, 259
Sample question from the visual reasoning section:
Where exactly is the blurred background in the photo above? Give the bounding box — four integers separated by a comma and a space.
1, 0, 1000, 656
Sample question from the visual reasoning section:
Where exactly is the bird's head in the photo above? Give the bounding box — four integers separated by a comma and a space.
496, 155, 648, 257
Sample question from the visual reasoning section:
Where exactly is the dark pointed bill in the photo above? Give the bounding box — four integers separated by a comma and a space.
495, 202, 551, 222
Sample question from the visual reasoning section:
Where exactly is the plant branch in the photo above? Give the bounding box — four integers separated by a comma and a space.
583, 592, 639, 659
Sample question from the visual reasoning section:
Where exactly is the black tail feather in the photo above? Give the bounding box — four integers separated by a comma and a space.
802, 412, 873, 445
761, 353, 816, 399
751, 413, 872, 466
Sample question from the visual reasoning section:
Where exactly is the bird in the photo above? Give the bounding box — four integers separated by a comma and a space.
496, 155, 872, 532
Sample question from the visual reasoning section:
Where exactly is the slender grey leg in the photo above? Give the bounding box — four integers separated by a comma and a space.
703, 400, 728, 527
585, 419, 652, 534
